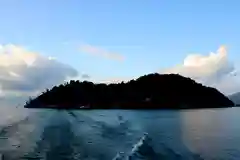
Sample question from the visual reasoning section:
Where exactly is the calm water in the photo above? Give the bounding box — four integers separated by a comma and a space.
0, 107, 240, 159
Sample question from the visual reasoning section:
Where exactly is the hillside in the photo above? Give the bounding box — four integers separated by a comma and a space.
229, 92, 240, 106
24, 73, 234, 109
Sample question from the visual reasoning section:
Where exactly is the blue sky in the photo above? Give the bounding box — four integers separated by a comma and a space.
0, 0, 239, 85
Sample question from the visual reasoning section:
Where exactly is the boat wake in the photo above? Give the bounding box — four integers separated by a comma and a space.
112, 133, 204, 160
0, 110, 205, 160
112, 133, 158, 160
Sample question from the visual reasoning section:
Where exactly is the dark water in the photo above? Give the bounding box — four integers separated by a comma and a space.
0, 107, 240, 160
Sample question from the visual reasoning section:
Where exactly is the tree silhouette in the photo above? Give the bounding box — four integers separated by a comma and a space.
24, 73, 234, 109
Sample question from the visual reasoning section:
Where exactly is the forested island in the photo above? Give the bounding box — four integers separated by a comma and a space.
24, 73, 234, 109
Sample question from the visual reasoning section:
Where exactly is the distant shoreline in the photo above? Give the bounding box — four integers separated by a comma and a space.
25, 104, 234, 110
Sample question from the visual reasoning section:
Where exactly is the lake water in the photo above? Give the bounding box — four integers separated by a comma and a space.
0, 107, 240, 159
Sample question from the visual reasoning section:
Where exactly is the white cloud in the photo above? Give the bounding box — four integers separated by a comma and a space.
81, 73, 90, 79
79, 44, 125, 61
162, 46, 238, 95
9, 71, 21, 77
0, 44, 78, 97
211, 76, 240, 95
97, 77, 133, 84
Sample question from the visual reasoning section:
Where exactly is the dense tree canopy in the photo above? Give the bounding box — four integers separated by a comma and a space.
24, 73, 234, 109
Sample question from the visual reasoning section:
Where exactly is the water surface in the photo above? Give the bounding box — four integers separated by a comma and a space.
0, 107, 240, 159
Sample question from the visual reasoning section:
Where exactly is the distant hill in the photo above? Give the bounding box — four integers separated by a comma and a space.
229, 92, 240, 106
24, 73, 234, 109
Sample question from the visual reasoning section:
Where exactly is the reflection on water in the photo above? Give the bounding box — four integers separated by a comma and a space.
0, 107, 240, 159
181, 108, 240, 159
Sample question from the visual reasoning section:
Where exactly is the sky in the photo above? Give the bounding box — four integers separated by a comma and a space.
0, 0, 240, 98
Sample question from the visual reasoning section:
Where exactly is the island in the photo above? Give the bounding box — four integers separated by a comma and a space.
24, 73, 234, 109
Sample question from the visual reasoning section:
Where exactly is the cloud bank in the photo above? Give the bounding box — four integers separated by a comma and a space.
162, 46, 238, 94
79, 44, 125, 61
1, 44, 237, 99
0, 44, 78, 97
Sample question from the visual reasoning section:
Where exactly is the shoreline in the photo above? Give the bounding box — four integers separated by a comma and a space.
24, 104, 234, 110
